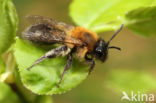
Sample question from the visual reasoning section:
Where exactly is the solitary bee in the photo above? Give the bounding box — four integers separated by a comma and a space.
23, 15, 123, 87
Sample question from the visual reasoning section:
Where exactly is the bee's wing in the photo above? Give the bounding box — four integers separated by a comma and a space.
25, 15, 83, 46
26, 15, 74, 33
26, 15, 58, 25
23, 21, 83, 46
42, 29, 83, 46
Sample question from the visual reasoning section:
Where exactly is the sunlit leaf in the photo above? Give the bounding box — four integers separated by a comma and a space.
0, 0, 18, 54
14, 68, 53, 103
70, 0, 153, 32
14, 67, 38, 103
14, 38, 89, 95
126, 6, 156, 36
151, 0, 156, 6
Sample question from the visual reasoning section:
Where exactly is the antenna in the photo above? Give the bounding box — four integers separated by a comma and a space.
107, 24, 123, 45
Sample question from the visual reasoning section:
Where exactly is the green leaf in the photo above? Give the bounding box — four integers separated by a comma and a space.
70, 0, 153, 32
14, 38, 89, 95
14, 67, 38, 103
126, 6, 156, 36
0, 0, 18, 54
0, 50, 16, 83
0, 82, 21, 103
105, 69, 156, 93
0, 57, 5, 74
151, 0, 156, 6
14, 67, 53, 103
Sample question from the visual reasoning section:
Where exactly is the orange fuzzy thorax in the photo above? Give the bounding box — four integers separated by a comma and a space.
71, 27, 98, 51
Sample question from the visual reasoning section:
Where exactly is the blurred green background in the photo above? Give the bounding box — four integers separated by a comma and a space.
13, 0, 156, 103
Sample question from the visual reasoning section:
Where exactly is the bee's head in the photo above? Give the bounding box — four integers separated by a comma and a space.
93, 24, 123, 62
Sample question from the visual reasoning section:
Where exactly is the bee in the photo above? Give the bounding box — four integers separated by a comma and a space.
22, 15, 123, 87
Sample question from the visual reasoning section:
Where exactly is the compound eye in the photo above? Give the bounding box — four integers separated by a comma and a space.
95, 48, 102, 53
95, 47, 103, 57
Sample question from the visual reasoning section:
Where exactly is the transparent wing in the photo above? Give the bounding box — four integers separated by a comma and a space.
26, 15, 57, 25
26, 15, 74, 32
23, 21, 83, 46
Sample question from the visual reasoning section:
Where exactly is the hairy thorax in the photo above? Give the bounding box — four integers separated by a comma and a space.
70, 27, 98, 59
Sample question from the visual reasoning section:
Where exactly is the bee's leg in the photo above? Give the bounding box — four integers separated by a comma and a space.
58, 52, 73, 87
85, 55, 95, 75
27, 45, 70, 70
88, 60, 95, 75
